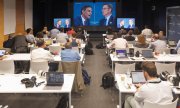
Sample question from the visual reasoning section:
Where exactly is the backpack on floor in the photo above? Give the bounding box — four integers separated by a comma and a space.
82, 69, 91, 85
101, 72, 115, 89
56, 94, 69, 108
96, 42, 105, 49
85, 45, 93, 55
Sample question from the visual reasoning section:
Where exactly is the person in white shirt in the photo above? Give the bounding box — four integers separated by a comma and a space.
31, 39, 53, 62
110, 34, 128, 49
124, 62, 173, 108
141, 25, 153, 37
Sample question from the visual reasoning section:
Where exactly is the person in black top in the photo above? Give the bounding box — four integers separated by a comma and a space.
3, 33, 14, 48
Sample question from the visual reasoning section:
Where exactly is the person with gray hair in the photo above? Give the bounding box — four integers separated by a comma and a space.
61, 42, 81, 61
99, 4, 115, 26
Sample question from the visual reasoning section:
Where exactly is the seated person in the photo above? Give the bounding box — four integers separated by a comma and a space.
158, 30, 166, 40
175, 40, 180, 51
148, 34, 166, 53
61, 42, 81, 62
110, 34, 128, 49
31, 39, 54, 62
124, 30, 135, 41
3, 33, 14, 48
26, 28, 36, 44
69, 33, 81, 47
124, 62, 173, 108
134, 34, 149, 48
56, 28, 68, 44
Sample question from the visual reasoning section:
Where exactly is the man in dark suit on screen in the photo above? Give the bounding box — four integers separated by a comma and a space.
99, 4, 115, 26
74, 5, 92, 26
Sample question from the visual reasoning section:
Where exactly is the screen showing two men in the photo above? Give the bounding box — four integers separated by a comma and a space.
74, 2, 116, 26
117, 18, 135, 29
54, 18, 71, 28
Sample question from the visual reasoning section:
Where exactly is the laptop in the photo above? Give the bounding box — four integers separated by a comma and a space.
168, 40, 176, 47
46, 72, 64, 86
142, 49, 155, 59
0, 50, 6, 57
131, 71, 146, 84
116, 49, 127, 58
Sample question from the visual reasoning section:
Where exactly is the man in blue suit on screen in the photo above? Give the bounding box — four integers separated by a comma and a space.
128, 19, 135, 29
65, 19, 70, 28
99, 4, 115, 26
74, 5, 92, 26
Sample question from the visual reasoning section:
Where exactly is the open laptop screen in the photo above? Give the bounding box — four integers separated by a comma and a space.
142, 50, 154, 58
116, 49, 127, 58
131, 71, 146, 84
0, 50, 6, 56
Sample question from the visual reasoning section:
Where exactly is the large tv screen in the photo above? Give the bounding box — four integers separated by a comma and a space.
73, 2, 116, 27
54, 18, 71, 28
117, 18, 135, 29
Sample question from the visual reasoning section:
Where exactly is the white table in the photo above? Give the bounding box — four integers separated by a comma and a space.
110, 54, 180, 72
0, 74, 74, 108
115, 74, 136, 108
4, 53, 85, 62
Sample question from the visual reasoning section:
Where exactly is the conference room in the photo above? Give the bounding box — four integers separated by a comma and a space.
0, 0, 180, 108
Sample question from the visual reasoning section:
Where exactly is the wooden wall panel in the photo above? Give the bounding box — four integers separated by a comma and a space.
16, 0, 25, 33
0, 0, 4, 48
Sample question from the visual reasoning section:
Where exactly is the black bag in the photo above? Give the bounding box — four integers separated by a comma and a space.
82, 69, 91, 85
85, 45, 93, 55
87, 41, 93, 48
96, 42, 105, 49
101, 72, 115, 89
56, 94, 69, 108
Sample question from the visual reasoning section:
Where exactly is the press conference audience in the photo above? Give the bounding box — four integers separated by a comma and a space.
56, 28, 68, 44
110, 33, 128, 49
124, 62, 173, 108
69, 33, 81, 47
12, 33, 29, 73
31, 39, 53, 62
148, 34, 167, 53
3, 33, 14, 48
158, 30, 166, 40
175, 40, 180, 51
61, 42, 81, 62
26, 28, 36, 44
141, 25, 153, 37
134, 34, 149, 48
49, 27, 60, 39
124, 30, 135, 41
42, 26, 50, 38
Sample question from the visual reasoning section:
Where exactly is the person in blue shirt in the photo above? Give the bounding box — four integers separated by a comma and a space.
61, 42, 81, 61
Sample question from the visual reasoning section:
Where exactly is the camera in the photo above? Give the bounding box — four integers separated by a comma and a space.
21, 76, 36, 88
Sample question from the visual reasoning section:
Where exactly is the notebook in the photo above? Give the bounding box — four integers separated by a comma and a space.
142, 49, 155, 58
131, 71, 146, 84
46, 72, 64, 86
116, 49, 127, 58
0, 50, 6, 56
